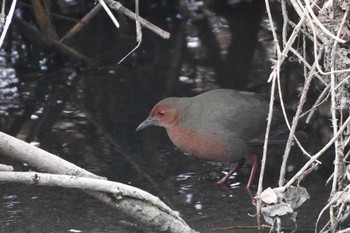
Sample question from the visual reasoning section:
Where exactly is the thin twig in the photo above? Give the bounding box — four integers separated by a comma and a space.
276, 72, 318, 160
278, 67, 314, 186
267, 14, 306, 83
103, 0, 170, 39
284, 115, 350, 188
257, 69, 277, 230
302, 84, 330, 123
289, 0, 339, 44
328, 5, 350, 228
257, 1, 282, 229
335, 75, 350, 90
19, 2, 88, 24
117, 0, 142, 64
98, 0, 120, 28
304, 0, 345, 43
281, 0, 289, 47
316, 198, 334, 232
60, 3, 103, 43
0, 0, 17, 48
305, 2, 350, 76
13, 17, 88, 60
287, 19, 318, 45
289, 46, 325, 85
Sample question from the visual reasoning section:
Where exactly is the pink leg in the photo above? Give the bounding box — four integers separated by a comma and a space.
246, 154, 259, 189
217, 159, 245, 185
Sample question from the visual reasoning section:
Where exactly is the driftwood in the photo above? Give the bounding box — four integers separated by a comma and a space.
0, 131, 197, 233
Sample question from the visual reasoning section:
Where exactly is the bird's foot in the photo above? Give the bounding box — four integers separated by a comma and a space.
217, 159, 245, 185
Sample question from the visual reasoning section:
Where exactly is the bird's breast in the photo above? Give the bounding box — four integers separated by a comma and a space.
166, 126, 232, 162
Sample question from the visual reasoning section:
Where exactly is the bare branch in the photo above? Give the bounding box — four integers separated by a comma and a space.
0, 0, 17, 48
103, 0, 170, 39
0, 171, 175, 216
0, 131, 196, 233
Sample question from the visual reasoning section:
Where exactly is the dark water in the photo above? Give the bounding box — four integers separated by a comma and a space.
0, 1, 335, 232
0, 70, 332, 233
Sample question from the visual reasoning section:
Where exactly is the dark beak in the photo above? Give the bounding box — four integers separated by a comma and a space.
136, 117, 156, 132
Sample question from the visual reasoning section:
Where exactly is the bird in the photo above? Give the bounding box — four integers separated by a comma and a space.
136, 89, 284, 188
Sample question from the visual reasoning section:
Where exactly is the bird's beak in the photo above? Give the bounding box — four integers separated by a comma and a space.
136, 117, 156, 132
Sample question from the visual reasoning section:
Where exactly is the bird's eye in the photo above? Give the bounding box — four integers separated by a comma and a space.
158, 111, 165, 116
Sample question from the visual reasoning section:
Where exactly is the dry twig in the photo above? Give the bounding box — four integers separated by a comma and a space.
259, 1, 350, 231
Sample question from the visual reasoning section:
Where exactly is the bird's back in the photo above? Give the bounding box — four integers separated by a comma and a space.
175, 89, 282, 160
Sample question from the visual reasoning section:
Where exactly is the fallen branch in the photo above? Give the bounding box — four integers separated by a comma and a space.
0, 171, 175, 216
0, 131, 196, 233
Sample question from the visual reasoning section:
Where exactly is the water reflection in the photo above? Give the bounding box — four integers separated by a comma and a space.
0, 67, 20, 111
187, 36, 201, 48
229, 182, 241, 189
176, 172, 196, 181
3, 194, 20, 208
194, 201, 202, 211
67, 229, 82, 233
1, 194, 22, 227
0, 1, 334, 232
185, 193, 193, 204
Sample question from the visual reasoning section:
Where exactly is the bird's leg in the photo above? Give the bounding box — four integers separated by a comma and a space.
217, 158, 245, 185
246, 154, 259, 189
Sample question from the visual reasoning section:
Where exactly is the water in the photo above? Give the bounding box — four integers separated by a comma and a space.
0, 1, 335, 232
0, 70, 331, 232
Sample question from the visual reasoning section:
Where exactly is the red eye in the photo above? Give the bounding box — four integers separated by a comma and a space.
158, 111, 165, 116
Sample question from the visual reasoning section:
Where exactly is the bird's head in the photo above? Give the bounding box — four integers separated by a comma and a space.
136, 103, 179, 131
